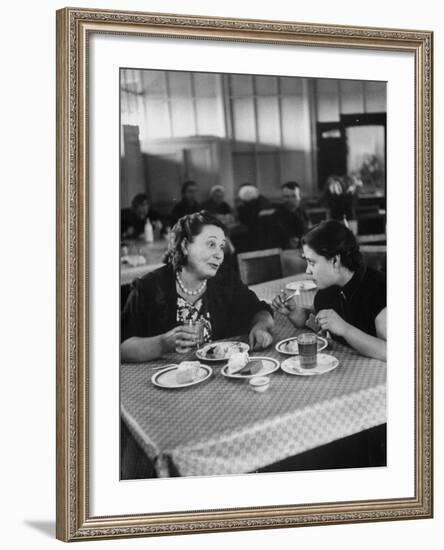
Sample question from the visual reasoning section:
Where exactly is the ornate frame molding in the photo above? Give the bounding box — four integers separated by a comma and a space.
56, 7, 433, 542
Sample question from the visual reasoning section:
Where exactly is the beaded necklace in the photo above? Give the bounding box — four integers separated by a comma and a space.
176, 273, 207, 296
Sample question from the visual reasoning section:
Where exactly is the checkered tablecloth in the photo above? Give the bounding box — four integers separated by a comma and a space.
121, 302, 386, 478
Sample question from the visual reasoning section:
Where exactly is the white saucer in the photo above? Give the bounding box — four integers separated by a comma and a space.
281, 354, 339, 376
286, 280, 317, 292
275, 335, 328, 355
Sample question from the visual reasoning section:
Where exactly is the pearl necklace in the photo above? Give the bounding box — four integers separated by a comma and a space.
176, 273, 207, 296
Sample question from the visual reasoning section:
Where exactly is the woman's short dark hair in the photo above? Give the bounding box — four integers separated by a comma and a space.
302, 220, 363, 271
164, 211, 226, 271
131, 193, 148, 209
181, 180, 197, 195
281, 181, 301, 192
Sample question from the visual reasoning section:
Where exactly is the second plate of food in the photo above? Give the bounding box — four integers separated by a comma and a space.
221, 357, 280, 379
196, 341, 249, 362
275, 335, 328, 355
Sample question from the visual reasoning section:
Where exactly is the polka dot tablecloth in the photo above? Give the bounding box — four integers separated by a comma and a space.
121, 285, 386, 478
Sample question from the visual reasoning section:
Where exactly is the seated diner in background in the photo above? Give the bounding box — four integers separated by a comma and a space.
170, 180, 202, 225
121, 193, 162, 240
237, 183, 272, 227
272, 220, 386, 361
121, 211, 274, 362
202, 184, 235, 227
272, 181, 309, 249
236, 183, 274, 251
323, 174, 362, 228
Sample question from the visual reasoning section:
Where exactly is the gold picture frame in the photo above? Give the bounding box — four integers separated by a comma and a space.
56, 7, 433, 542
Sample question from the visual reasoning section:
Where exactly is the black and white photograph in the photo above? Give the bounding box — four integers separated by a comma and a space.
2, 0, 439, 545
119, 68, 388, 480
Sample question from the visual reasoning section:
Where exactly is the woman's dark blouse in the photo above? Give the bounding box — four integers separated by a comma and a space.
313, 265, 386, 345
121, 264, 272, 343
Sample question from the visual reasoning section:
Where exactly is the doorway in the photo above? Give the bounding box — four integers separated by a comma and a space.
316, 113, 386, 194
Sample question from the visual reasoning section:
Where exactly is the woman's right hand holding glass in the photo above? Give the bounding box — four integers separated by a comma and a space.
161, 325, 197, 353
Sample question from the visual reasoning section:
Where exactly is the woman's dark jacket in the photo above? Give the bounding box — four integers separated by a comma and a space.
121, 264, 272, 343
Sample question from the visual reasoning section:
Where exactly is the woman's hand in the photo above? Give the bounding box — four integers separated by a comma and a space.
271, 291, 308, 328
161, 325, 197, 353
315, 309, 349, 337
271, 290, 298, 317
248, 325, 273, 350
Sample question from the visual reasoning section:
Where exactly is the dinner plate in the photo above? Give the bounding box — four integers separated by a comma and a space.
281, 354, 339, 376
285, 279, 317, 292
196, 341, 250, 362
151, 364, 212, 389
275, 335, 328, 355
221, 357, 280, 379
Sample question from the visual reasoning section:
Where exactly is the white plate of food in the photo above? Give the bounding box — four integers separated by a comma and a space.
196, 341, 250, 362
281, 354, 339, 376
285, 280, 317, 292
151, 362, 212, 389
275, 335, 328, 355
221, 356, 280, 379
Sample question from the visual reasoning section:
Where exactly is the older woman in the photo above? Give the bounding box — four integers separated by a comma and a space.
121, 211, 274, 362
272, 220, 386, 361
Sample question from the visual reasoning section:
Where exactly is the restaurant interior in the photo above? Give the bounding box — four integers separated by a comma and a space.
121, 69, 386, 290
120, 69, 387, 480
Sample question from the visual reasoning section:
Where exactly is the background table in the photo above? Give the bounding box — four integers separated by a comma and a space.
121, 311, 386, 478
121, 239, 168, 286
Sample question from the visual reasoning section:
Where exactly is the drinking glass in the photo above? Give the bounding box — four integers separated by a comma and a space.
297, 333, 318, 369
189, 319, 205, 349
175, 320, 203, 353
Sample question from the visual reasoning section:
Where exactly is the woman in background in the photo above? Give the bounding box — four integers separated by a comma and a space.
202, 185, 233, 220
236, 183, 273, 251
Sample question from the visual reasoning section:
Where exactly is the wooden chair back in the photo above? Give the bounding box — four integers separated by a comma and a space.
237, 248, 283, 285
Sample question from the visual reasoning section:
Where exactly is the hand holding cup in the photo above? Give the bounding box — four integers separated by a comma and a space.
271, 288, 299, 316
161, 324, 199, 354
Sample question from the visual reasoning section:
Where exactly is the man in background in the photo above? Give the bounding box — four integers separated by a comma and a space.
272, 181, 308, 249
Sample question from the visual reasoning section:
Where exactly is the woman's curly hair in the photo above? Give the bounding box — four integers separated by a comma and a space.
302, 220, 363, 271
163, 211, 226, 271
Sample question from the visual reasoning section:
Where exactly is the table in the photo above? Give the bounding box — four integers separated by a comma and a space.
121, 238, 168, 286
121, 279, 386, 477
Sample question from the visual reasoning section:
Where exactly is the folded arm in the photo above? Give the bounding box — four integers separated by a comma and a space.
316, 307, 387, 361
